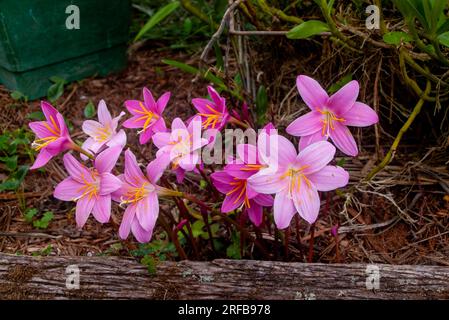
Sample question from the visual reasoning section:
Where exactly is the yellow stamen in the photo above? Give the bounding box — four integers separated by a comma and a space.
317, 108, 345, 137
225, 178, 250, 207
75, 171, 100, 200
134, 102, 160, 133
120, 182, 150, 205
198, 104, 222, 129
279, 165, 312, 199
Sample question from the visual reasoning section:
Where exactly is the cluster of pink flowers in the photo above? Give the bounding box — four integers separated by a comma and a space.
28, 76, 378, 243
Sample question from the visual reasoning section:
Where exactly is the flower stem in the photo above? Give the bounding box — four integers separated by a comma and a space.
71, 143, 94, 160
229, 116, 250, 129
365, 80, 431, 181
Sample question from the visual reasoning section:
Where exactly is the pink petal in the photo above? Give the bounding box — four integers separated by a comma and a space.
211, 171, 235, 194
329, 122, 358, 156
80, 138, 100, 160
122, 115, 145, 129
56, 113, 70, 137
143, 87, 157, 112
29, 121, 52, 138
139, 128, 153, 144
258, 133, 297, 169
97, 100, 112, 124
308, 165, 349, 191
136, 192, 158, 232
95, 145, 122, 173
151, 118, 167, 134
174, 167, 186, 183
63, 153, 90, 182
262, 122, 277, 136
296, 141, 336, 175
42, 136, 69, 153
92, 195, 111, 223
82, 120, 103, 137
286, 111, 323, 137
124, 149, 147, 186
111, 174, 126, 202
53, 177, 83, 201
75, 195, 95, 228
178, 152, 198, 171
221, 189, 244, 213
237, 144, 258, 164
30, 149, 53, 170
152, 131, 171, 149
273, 190, 296, 229
156, 92, 171, 114
146, 153, 170, 183
119, 204, 136, 240
248, 171, 286, 195
189, 116, 204, 150
131, 218, 153, 243
192, 98, 213, 114
41, 101, 58, 120
106, 130, 127, 148
298, 130, 328, 151
225, 163, 255, 179
292, 182, 320, 224
328, 80, 359, 115
172, 117, 187, 131
99, 172, 122, 195
253, 194, 274, 206
207, 86, 223, 109
341, 102, 379, 127
124, 100, 144, 115
296, 75, 329, 111
247, 202, 263, 226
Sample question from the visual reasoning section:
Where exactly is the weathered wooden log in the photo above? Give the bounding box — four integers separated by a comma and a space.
1, 253, 448, 299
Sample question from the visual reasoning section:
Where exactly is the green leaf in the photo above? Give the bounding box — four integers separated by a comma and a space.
162, 58, 199, 74
328, 74, 353, 94
0, 179, 19, 191
437, 31, 449, 47
83, 101, 96, 118
226, 232, 241, 259
15, 165, 29, 184
24, 208, 38, 223
383, 31, 413, 45
47, 78, 65, 103
199, 179, 207, 189
10, 90, 27, 101
182, 17, 192, 35
336, 157, 346, 167
134, 1, 180, 42
33, 211, 54, 229
162, 59, 226, 89
255, 85, 268, 126
286, 20, 330, 39
0, 155, 18, 171
26, 111, 45, 121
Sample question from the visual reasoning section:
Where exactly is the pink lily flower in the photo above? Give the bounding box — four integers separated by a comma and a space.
192, 86, 230, 131
211, 143, 273, 226
152, 116, 208, 172
28, 101, 74, 169
53, 145, 123, 228
286, 75, 379, 156
81, 100, 126, 159
112, 150, 166, 243
123, 88, 170, 144
249, 136, 349, 228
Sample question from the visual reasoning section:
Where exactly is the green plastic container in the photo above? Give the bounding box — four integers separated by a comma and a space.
0, 0, 131, 99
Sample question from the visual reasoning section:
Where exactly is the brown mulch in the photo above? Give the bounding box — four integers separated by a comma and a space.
1, 46, 449, 265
